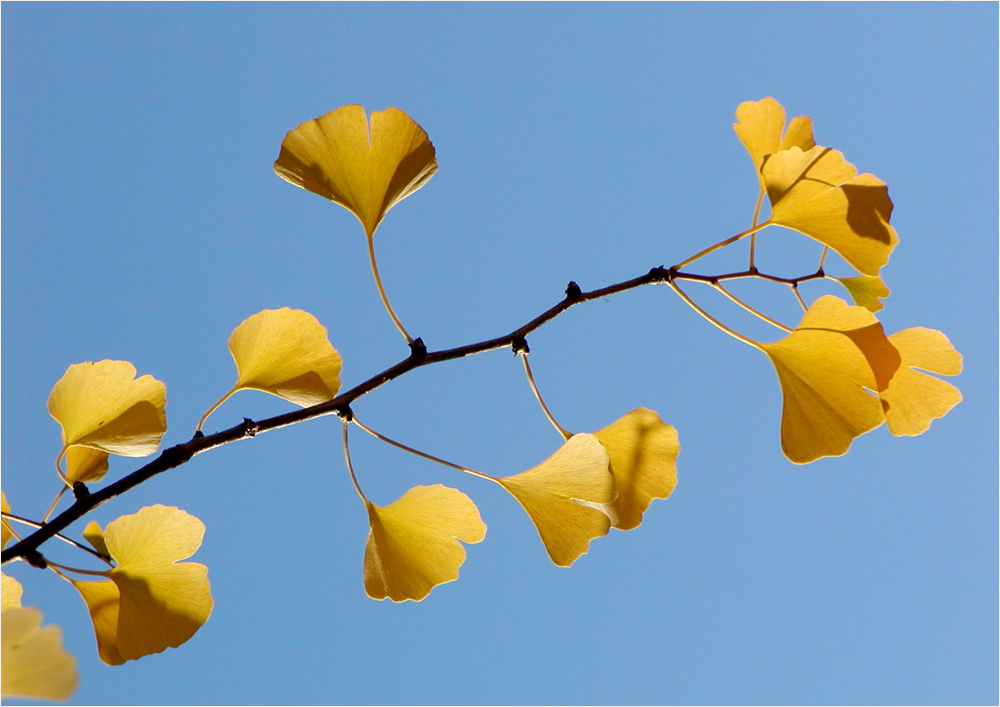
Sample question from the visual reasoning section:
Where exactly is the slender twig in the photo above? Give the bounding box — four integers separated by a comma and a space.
2, 261, 816, 565
2, 512, 111, 563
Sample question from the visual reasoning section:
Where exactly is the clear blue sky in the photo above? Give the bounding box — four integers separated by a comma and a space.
3, 3, 996, 705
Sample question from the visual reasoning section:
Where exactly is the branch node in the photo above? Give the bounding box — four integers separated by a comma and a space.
25, 550, 47, 569
72, 482, 90, 501
241, 418, 259, 437
565, 281, 583, 301
648, 266, 672, 283
511, 337, 530, 355
816, 267, 825, 278
408, 337, 428, 359
193, 430, 205, 439
334, 404, 354, 423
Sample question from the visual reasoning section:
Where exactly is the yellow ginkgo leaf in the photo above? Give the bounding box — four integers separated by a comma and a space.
734, 97, 815, 187
1, 492, 12, 550
881, 328, 963, 436
83, 520, 110, 558
228, 308, 342, 407
1, 607, 77, 701
757, 296, 900, 464
70, 580, 123, 665
593, 408, 679, 530
837, 275, 891, 312
364, 484, 486, 602
199, 308, 343, 430
497, 434, 614, 567
274, 105, 438, 238
2, 573, 23, 611
47, 361, 166, 473
70, 505, 212, 664
762, 146, 899, 276
66, 446, 111, 485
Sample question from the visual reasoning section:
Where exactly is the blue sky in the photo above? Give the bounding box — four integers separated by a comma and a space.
2, 3, 997, 705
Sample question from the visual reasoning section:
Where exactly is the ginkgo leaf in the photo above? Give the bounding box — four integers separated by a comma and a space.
837, 275, 891, 312
1, 607, 77, 701
881, 328, 963, 436
757, 296, 900, 464
227, 308, 342, 407
70, 505, 212, 664
762, 146, 899, 276
48, 361, 166, 466
274, 105, 438, 238
83, 520, 110, 558
496, 433, 614, 567
734, 97, 815, 187
593, 408, 679, 530
364, 485, 486, 602
2, 573, 23, 611
70, 580, 123, 665
1, 492, 12, 550
66, 446, 111, 485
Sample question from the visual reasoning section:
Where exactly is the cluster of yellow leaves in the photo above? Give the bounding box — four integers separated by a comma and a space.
2, 360, 216, 700
3, 99, 964, 703
2, 494, 77, 701
734, 97, 897, 316
361, 408, 679, 601
71, 506, 213, 665
759, 296, 962, 463
731, 99, 961, 461
497, 409, 679, 566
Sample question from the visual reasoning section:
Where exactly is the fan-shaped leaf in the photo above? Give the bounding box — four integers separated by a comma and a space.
274, 105, 437, 238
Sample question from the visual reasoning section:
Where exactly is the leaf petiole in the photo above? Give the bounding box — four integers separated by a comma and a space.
351, 416, 495, 482
520, 355, 573, 441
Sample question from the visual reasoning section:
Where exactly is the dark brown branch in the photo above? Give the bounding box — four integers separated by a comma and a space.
1, 263, 810, 565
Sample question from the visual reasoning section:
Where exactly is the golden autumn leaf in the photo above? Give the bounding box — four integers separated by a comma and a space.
364, 485, 486, 602
229, 308, 341, 406
496, 434, 614, 567
593, 408, 679, 530
65, 446, 111, 485
881, 328, 963, 436
1, 607, 77, 701
70, 505, 212, 665
274, 105, 437, 238
757, 296, 898, 464
47, 361, 166, 477
1, 499, 24, 615
83, 520, 110, 558
1, 492, 12, 550
2, 574, 23, 611
734, 96, 815, 187
837, 275, 891, 312
761, 145, 898, 276
199, 308, 342, 429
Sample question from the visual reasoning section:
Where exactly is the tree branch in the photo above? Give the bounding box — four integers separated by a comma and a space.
1, 263, 813, 564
